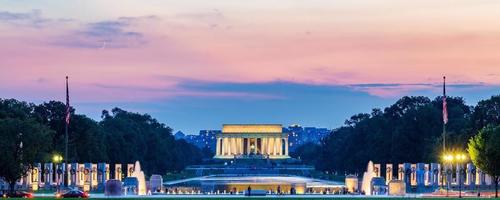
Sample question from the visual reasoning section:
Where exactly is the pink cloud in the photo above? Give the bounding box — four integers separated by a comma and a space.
1, 5, 500, 102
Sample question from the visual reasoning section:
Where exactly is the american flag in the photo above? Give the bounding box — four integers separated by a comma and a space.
65, 76, 70, 125
442, 76, 448, 124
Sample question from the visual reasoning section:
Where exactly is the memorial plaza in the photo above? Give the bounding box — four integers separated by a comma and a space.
1, 124, 497, 198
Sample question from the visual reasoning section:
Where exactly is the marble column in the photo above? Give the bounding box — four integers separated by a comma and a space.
273, 137, 278, 155
239, 138, 244, 155
216, 139, 220, 156
222, 137, 226, 155
230, 138, 235, 156
233, 138, 237, 155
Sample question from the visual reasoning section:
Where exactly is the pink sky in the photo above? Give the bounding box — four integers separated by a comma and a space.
1, 0, 500, 102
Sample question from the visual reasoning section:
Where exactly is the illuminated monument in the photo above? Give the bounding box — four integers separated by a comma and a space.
214, 124, 290, 159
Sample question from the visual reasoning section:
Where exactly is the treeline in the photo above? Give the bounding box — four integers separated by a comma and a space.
294, 95, 500, 174
0, 99, 202, 175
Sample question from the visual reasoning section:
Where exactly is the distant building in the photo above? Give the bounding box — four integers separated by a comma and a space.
214, 124, 290, 159
182, 124, 331, 153
184, 130, 220, 150
283, 124, 331, 151
174, 131, 185, 140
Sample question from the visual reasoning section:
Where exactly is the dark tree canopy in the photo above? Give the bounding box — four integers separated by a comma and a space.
0, 99, 202, 181
0, 100, 53, 192
295, 95, 498, 174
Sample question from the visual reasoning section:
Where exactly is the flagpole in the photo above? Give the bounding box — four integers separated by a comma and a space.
64, 76, 69, 188
441, 76, 447, 194
442, 76, 446, 153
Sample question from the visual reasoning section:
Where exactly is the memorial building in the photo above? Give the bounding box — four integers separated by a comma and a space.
214, 124, 290, 159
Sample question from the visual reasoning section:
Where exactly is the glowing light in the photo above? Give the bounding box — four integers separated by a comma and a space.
52, 154, 63, 163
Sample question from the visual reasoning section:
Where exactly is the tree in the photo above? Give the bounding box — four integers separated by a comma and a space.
468, 125, 500, 197
471, 95, 500, 132
0, 118, 52, 193
317, 96, 472, 173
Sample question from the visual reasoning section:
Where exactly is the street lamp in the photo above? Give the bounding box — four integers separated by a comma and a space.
52, 154, 63, 163
52, 154, 63, 192
455, 153, 467, 198
442, 152, 454, 197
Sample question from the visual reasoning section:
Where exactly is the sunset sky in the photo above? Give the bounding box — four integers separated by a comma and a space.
1, 0, 499, 133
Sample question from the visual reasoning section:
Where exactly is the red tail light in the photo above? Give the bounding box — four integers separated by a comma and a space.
27, 193, 33, 198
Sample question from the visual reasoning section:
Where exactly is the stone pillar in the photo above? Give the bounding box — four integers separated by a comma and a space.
234, 138, 239, 155
246, 138, 251, 155
466, 163, 475, 186
411, 164, 417, 186
476, 168, 485, 186
456, 163, 464, 187
231, 137, 237, 156
43, 163, 53, 187
270, 137, 275, 156
228, 137, 232, 155
91, 163, 98, 189
216, 138, 220, 156
277, 137, 281, 155
114, 164, 122, 181
32, 163, 41, 191
83, 163, 92, 192
97, 163, 106, 190
78, 163, 85, 187
386, 164, 393, 185
416, 163, 425, 192
222, 137, 227, 155
485, 174, 493, 186
55, 163, 65, 187
374, 164, 381, 177
430, 163, 440, 187
239, 138, 243, 155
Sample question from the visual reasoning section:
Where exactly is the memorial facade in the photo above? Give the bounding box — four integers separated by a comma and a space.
214, 124, 290, 159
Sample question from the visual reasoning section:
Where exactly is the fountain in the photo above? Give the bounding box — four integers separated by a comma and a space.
361, 161, 376, 195
130, 161, 147, 195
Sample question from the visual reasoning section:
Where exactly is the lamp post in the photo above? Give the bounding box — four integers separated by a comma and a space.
52, 154, 63, 193
455, 153, 467, 198
442, 153, 454, 197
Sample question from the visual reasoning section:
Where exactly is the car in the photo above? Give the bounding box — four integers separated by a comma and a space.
56, 190, 89, 198
2, 191, 33, 198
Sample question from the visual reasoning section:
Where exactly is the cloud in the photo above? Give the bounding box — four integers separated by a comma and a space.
51, 17, 150, 49
90, 78, 283, 101
0, 9, 51, 28
348, 82, 491, 97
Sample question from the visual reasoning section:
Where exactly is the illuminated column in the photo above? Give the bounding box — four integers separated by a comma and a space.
269, 137, 274, 155
227, 137, 232, 155
216, 139, 220, 156
225, 137, 230, 155
234, 138, 239, 155
231, 137, 236, 156
273, 137, 277, 155
221, 137, 226, 156
239, 138, 243, 155
246, 138, 251, 155
271, 137, 277, 156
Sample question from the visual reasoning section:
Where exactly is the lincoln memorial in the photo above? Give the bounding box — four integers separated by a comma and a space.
214, 124, 290, 159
